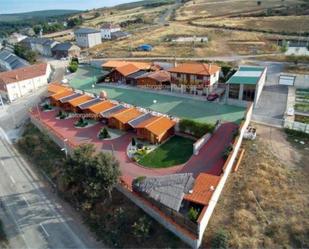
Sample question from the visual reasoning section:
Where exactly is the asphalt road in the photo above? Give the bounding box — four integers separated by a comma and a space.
0, 130, 103, 249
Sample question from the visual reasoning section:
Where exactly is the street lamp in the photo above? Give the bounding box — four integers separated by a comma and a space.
62, 138, 68, 158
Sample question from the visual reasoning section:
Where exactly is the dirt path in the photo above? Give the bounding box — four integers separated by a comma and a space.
255, 124, 301, 168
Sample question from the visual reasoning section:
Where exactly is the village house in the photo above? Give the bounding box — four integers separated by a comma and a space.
7, 33, 27, 45
0, 48, 29, 71
100, 23, 121, 39
51, 42, 81, 59
20, 37, 59, 57
0, 63, 51, 102
226, 66, 267, 107
74, 28, 101, 48
136, 70, 171, 89
168, 63, 220, 96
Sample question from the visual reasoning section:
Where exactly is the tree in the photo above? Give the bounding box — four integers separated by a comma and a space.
68, 61, 78, 73
62, 144, 120, 205
131, 137, 136, 146
33, 25, 42, 35
14, 44, 37, 64
211, 229, 229, 249
67, 17, 82, 28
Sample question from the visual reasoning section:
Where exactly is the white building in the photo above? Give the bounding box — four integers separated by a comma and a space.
0, 63, 51, 102
226, 66, 267, 107
74, 28, 101, 48
100, 23, 121, 40
168, 63, 220, 95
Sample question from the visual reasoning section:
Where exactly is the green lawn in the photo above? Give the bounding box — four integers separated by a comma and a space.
69, 67, 245, 124
138, 136, 194, 168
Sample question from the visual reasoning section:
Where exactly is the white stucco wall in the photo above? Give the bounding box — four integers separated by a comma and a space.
4, 64, 51, 102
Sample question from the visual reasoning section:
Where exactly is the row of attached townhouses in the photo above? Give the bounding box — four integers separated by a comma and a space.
0, 63, 51, 102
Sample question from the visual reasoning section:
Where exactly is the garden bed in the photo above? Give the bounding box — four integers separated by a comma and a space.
138, 136, 194, 168
97, 127, 125, 140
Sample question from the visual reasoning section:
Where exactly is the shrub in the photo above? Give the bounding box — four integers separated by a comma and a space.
222, 144, 233, 159
132, 216, 152, 240
75, 118, 88, 127
42, 103, 52, 110
99, 127, 110, 139
57, 110, 68, 119
179, 119, 215, 138
187, 207, 199, 222
211, 229, 229, 249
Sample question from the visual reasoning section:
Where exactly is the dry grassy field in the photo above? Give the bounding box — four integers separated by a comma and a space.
90, 22, 280, 57
193, 15, 309, 34
176, 0, 302, 20
203, 126, 309, 248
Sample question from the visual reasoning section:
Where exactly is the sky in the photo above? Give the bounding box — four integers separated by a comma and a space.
0, 0, 139, 14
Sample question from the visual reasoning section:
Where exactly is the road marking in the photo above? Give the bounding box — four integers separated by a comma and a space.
10, 176, 16, 184
22, 196, 30, 207
40, 223, 49, 237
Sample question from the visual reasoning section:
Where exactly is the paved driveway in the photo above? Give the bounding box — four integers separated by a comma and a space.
250, 61, 288, 126
32, 109, 237, 184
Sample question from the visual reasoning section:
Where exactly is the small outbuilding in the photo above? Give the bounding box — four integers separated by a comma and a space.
52, 42, 81, 59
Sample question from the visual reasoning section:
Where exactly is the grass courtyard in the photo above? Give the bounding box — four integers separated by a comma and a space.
69, 67, 245, 124
138, 136, 194, 168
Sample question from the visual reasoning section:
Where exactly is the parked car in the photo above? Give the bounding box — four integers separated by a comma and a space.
207, 93, 219, 101
207, 88, 225, 101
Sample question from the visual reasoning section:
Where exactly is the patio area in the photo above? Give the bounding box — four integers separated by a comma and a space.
68, 70, 246, 124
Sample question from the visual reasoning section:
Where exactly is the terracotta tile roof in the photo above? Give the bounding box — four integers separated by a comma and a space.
0, 63, 48, 85
168, 63, 220, 76
51, 90, 75, 101
111, 108, 143, 124
115, 64, 140, 77
68, 95, 93, 107
145, 116, 176, 137
184, 173, 221, 206
102, 60, 151, 70
48, 83, 71, 95
88, 101, 116, 114
138, 70, 171, 83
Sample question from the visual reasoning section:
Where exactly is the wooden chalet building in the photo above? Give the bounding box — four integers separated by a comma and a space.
136, 70, 171, 89
108, 108, 143, 130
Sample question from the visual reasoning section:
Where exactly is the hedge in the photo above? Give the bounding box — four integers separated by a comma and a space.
179, 119, 215, 138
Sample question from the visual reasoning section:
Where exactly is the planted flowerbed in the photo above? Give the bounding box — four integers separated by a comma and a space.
42, 103, 53, 111
56, 110, 70, 120
74, 118, 89, 128
98, 127, 111, 139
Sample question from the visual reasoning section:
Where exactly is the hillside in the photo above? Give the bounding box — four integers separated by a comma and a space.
0, 9, 81, 22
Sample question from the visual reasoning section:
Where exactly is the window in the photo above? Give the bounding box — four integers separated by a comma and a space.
242, 84, 256, 102
177, 73, 181, 78
196, 75, 203, 80
228, 84, 240, 99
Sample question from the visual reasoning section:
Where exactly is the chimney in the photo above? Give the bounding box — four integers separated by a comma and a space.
15, 75, 18, 80
210, 185, 215, 191
174, 56, 177, 68
209, 63, 212, 72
